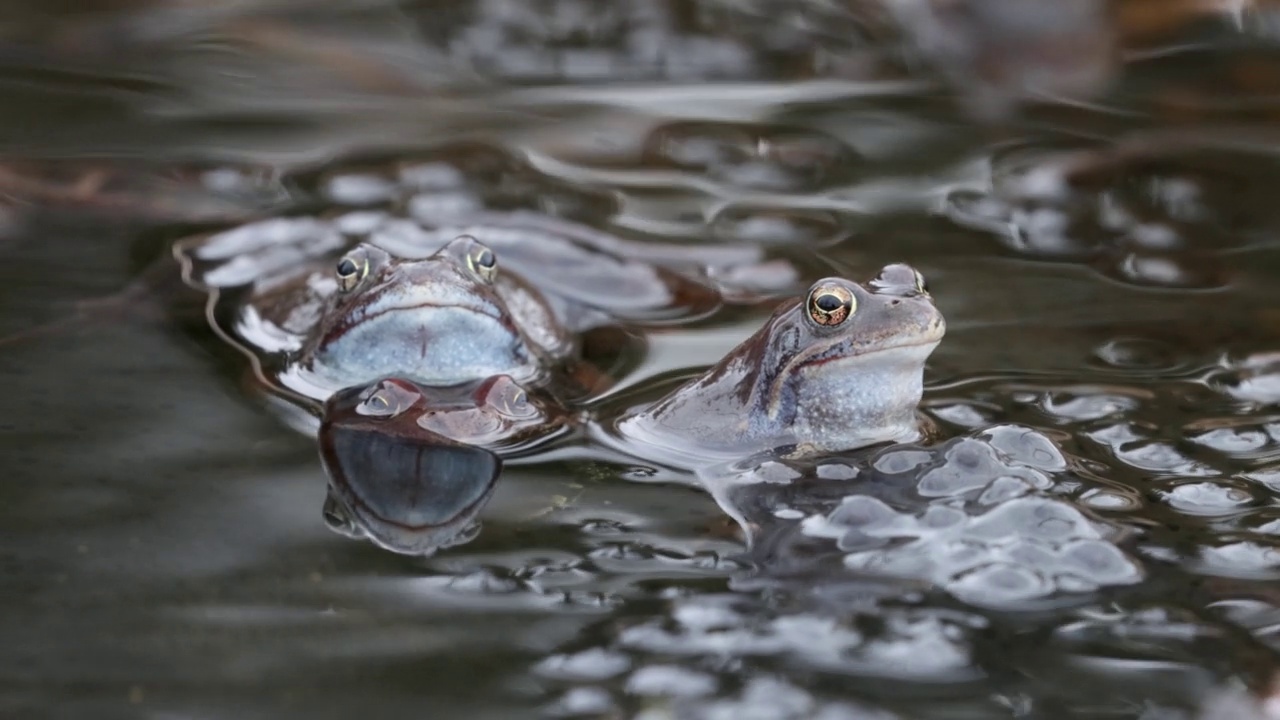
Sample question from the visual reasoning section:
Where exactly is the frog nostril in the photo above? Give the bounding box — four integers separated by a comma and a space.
889, 299, 901, 306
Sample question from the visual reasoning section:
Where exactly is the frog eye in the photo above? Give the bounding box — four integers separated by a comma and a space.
913, 269, 929, 295
356, 389, 398, 416
457, 236, 497, 282
497, 388, 528, 417
335, 251, 370, 292
483, 376, 536, 419
355, 379, 418, 417
807, 283, 855, 327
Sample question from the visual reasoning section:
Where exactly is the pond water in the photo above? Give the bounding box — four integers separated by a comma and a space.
6, 2, 1280, 719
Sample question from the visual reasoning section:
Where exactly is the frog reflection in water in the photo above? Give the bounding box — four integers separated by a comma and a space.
616, 264, 945, 464
318, 374, 567, 555
326, 374, 570, 453
289, 234, 573, 389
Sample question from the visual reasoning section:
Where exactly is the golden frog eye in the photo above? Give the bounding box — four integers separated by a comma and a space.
335, 252, 370, 292
807, 283, 855, 327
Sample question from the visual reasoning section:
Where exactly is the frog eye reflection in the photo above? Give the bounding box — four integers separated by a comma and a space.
807, 284, 855, 327
335, 253, 370, 292
355, 381, 414, 415
485, 377, 536, 419
497, 388, 528, 416
356, 388, 400, 417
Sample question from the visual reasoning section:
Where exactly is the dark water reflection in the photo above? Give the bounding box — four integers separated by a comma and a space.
7, 1, 1280, 719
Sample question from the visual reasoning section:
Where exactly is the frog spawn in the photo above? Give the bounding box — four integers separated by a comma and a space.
536, 595, 982, 717
787, 427, 1143, 608
925, 369, 1280, 584
516, 426, 1157, 716
939, 143, 1280, 289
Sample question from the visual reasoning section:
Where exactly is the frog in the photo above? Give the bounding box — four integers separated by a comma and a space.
317, 390, 504, 557
270, 234, 580, 392
323, 374, 572, 455
175, 209, 788, 404
610, 263, 946, 468
314, 373, 570, 555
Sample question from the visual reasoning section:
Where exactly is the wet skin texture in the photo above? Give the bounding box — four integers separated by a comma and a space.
617, 264, 945, 460
297, 235, 573, 388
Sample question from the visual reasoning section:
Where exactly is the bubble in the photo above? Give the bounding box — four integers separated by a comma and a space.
981, 425, 1069, 471
398, 162, 467, 190
1243, 466, 1280, 493
1187, 425, 1272, 455
644, 121, 858, 192
965, 498, 1101, 543
1111, 441, 1217, 476
1092, 338, 1183, 371
445, 569, 525, 594
333, 210, 388, 237
977, 476, 1033, 505
1159, 481, 1259, 516
827, 495, 901, 530
1060, 540, 1144, 584
1198, 541, 1280, 577
322, 173, 398, 205
1040, 390, 1140, 422
941, 189, 1015, 236
1078, 488, 1143, 511
744, 461, 803, 484
815, 462, 859, 480
535, 649, 632, 681
1099, 250, 1229, 290
929, 403, 995, 428
546, 687, 615, 716
406, 191, 484, 222
950, 563, 1053, 605
920, 506, 967, 530
626, 665, 718, 698
916, 439, 1052, 498
693, 676, 815, 720
710, 204, 845, 246
1210, 353, 1280, 405
872, 449, 933, 475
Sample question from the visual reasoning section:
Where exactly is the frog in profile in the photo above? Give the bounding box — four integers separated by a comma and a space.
613, 264, 945, 466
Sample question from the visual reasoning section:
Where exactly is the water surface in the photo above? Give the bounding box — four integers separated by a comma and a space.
6, 2, 1280, 718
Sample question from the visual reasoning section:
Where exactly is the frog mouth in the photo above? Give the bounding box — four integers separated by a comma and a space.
770, 320, 946, 397
322, 298, 516, 345
317, 422, 502, 555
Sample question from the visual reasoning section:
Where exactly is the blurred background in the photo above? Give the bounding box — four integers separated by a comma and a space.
7, 1, 1280, 719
